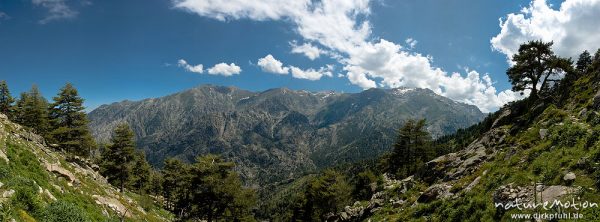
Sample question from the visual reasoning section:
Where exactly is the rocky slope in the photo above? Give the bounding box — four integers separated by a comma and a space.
88, 85, 484, 185
337, 70, 600, 221
0, 113, 171, 221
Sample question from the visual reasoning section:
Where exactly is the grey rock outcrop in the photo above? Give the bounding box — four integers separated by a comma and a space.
593, 89, 600, 110
420, 127, 507, 184
417, 183, 453, 203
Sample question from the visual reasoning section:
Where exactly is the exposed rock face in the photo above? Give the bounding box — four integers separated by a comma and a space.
44, 161, 78, 184
493, 183, 580, 207
88, 85, 485, 185
464, 170, 487, 192
419, 128, 508, 184
417, 183, 453, 203
539, 186, 579, 203
93, 195, 132, 217
493, 183, 535, 207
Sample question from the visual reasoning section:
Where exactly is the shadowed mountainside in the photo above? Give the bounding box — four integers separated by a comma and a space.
88, 85, 484, 185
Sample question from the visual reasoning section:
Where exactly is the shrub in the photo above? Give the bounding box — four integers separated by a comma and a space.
40, 201, 88, 222
549, 122, 589, 147
8, 178, 42, 215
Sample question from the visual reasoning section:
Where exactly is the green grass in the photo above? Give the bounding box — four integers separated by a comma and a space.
367, 84, 600, 221
0, 134, 172, 222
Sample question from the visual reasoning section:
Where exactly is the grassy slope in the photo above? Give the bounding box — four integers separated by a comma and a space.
0, 116, 172, 221
368, 73, 600, 221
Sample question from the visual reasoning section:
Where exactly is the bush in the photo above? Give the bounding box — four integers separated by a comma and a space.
40, 201, 88, 222
549, 122, 589, 147
8, 178, 43, 215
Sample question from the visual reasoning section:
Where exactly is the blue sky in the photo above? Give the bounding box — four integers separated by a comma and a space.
1, 0, 597, 112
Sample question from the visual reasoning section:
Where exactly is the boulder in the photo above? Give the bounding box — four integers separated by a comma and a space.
579, 108, 588, 119
539, 129, 548, 140
0, 148, 8, 163
539, 186, 578, 203
417, 183, 452, 203
2, 190, 15, 198
93, 195, 132, 217
44, 161, 79, 185
563, 172, 576, 182
44, 189, 57, 201
464, 175, 482, 192
593, 89, 600, 110
493, 183, 534, 205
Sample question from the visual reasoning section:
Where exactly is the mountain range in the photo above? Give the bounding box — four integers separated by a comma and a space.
87, 85, 485, 185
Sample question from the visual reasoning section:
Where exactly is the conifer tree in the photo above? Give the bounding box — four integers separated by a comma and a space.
507, 40, 572, 99
13, 92, 29, 124
387, 119, 432, 178
15, 85, 51, 138
148, 171, 164, 196
303, 170, 351, 221
0, 80, 14, 118
576, 50, 592, 73
188, 154, 256, 221
100, 123, 136, 193
129, 151, 152, 193
49, 83, 95, 156
161, 155, 256, 221
161, 158, 190, 213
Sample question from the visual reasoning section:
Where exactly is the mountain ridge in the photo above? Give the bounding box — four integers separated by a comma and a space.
88, 84, 485, 185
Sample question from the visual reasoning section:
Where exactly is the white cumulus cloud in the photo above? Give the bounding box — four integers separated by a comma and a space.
491, 0, 600, 62
290, 65, 333, 81
291, 42, 323, 60
257, 54, 289, 74
207, 62, 242, 76
173, 0, 525, 112
178, 59, 204, 74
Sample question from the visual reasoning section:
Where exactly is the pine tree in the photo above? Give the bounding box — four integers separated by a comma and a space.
15, 85, 51, 138
188, 154, 256, 221
0, 80, 14, 118
576, 50, 592, 73
507, 40, 572, 99
13, 92, 29, 124
353, 170, 377, 200
49, 83, 96, 156
148, 171, 164, 196
303, 170, 351, 221
100, 123, 136, 193
129, 151, 152, 193
162, 155, 256, 221
387, 119, 432, 178
161, 158, 190, 213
